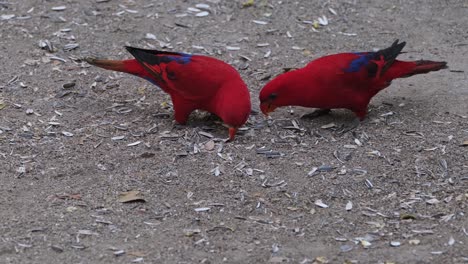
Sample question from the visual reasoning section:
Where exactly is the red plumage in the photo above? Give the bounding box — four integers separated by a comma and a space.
259, 40, 447, 120
86, 47, 251, 141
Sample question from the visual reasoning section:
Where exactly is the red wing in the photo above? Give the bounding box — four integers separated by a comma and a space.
341, 40, 406, 78
126, 47, 225, 100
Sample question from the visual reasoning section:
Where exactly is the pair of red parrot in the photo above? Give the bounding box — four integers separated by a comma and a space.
86, 40, 447, 141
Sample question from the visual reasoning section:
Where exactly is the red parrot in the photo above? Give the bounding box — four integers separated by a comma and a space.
85, 47, 251, 141
259, 40, 447, 120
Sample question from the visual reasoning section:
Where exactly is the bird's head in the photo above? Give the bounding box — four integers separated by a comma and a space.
216, 81, 251, 141
259, 75, 287, 116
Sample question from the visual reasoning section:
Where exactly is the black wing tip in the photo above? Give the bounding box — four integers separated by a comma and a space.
124, 46, 148, 56
124, 46, 159, 64
125, 45, 163, 54
387, 39, 406, 54
124, 46, 191, 58
124, 45, 135, 52
392, 39, 406, 52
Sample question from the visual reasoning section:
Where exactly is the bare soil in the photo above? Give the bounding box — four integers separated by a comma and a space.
1, 0, 467, 263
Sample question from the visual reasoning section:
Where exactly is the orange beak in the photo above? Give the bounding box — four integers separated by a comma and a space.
228, 127, 238, 142
260, 102, 277, 116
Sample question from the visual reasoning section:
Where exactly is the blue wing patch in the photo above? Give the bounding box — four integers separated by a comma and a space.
125, 47, 193, 85
344, 52, 374, 73
127, 47, 193, 66
161, 53, 192, 65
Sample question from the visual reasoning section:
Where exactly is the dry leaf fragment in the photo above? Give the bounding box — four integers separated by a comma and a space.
318, 15, 328, 26
226, 46, 241, 51
242, 0, 254, 8
52, 6, 67, 11
183, 228, 201, 237
140, 152, 155, 158
113, 250, 125, 256
1, 14, 15, 20
440, 213, 455, 222
145, 33, 156, 40
195, 11, 209, 17
314, 256, 328, 263
354, 138, 362, 146
426, 198, 440, 205
312, 21, 319, 29
194, 207, 211, 212
195, 4, 210, 9
127, 141, 141, 146
252, 20, 268, 25
187, 7, 201, 12
118, 191, 146, 203
77, 230, 98, 236
315, 199, 329, 208
400, 214, 416, 220
128, 251, 148, 257
321, 123, 336, 129
340, 244, 353, 252
360, 240, 372, 248
205, 140, 215, 151
62, 131, 74, 137
269, 256, 288, 263
307, 167, 318, 176
66, 206, 77, 212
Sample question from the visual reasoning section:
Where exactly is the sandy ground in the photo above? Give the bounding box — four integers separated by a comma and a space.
1, 0, 467, 263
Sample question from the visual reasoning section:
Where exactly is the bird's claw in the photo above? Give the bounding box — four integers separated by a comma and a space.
300, 109, 331, 119
336, 118, 360, 135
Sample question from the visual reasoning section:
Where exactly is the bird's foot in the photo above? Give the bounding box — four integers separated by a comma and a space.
336, 117, 360, 135
300, 109, 331, 119
203, 112, 222, 122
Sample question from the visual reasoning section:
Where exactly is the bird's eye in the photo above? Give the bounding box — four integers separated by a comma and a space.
269, 93, 277, 100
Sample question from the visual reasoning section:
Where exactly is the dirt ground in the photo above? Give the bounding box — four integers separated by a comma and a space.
1, 0, 467, 263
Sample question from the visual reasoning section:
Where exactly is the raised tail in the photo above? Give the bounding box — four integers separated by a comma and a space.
385, 59, 447, 80
402, 60, 448, 77
84, 57, 146, 76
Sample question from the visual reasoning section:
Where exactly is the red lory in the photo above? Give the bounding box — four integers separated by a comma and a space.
85, 47, 251, 141
259, 40, 447, 121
